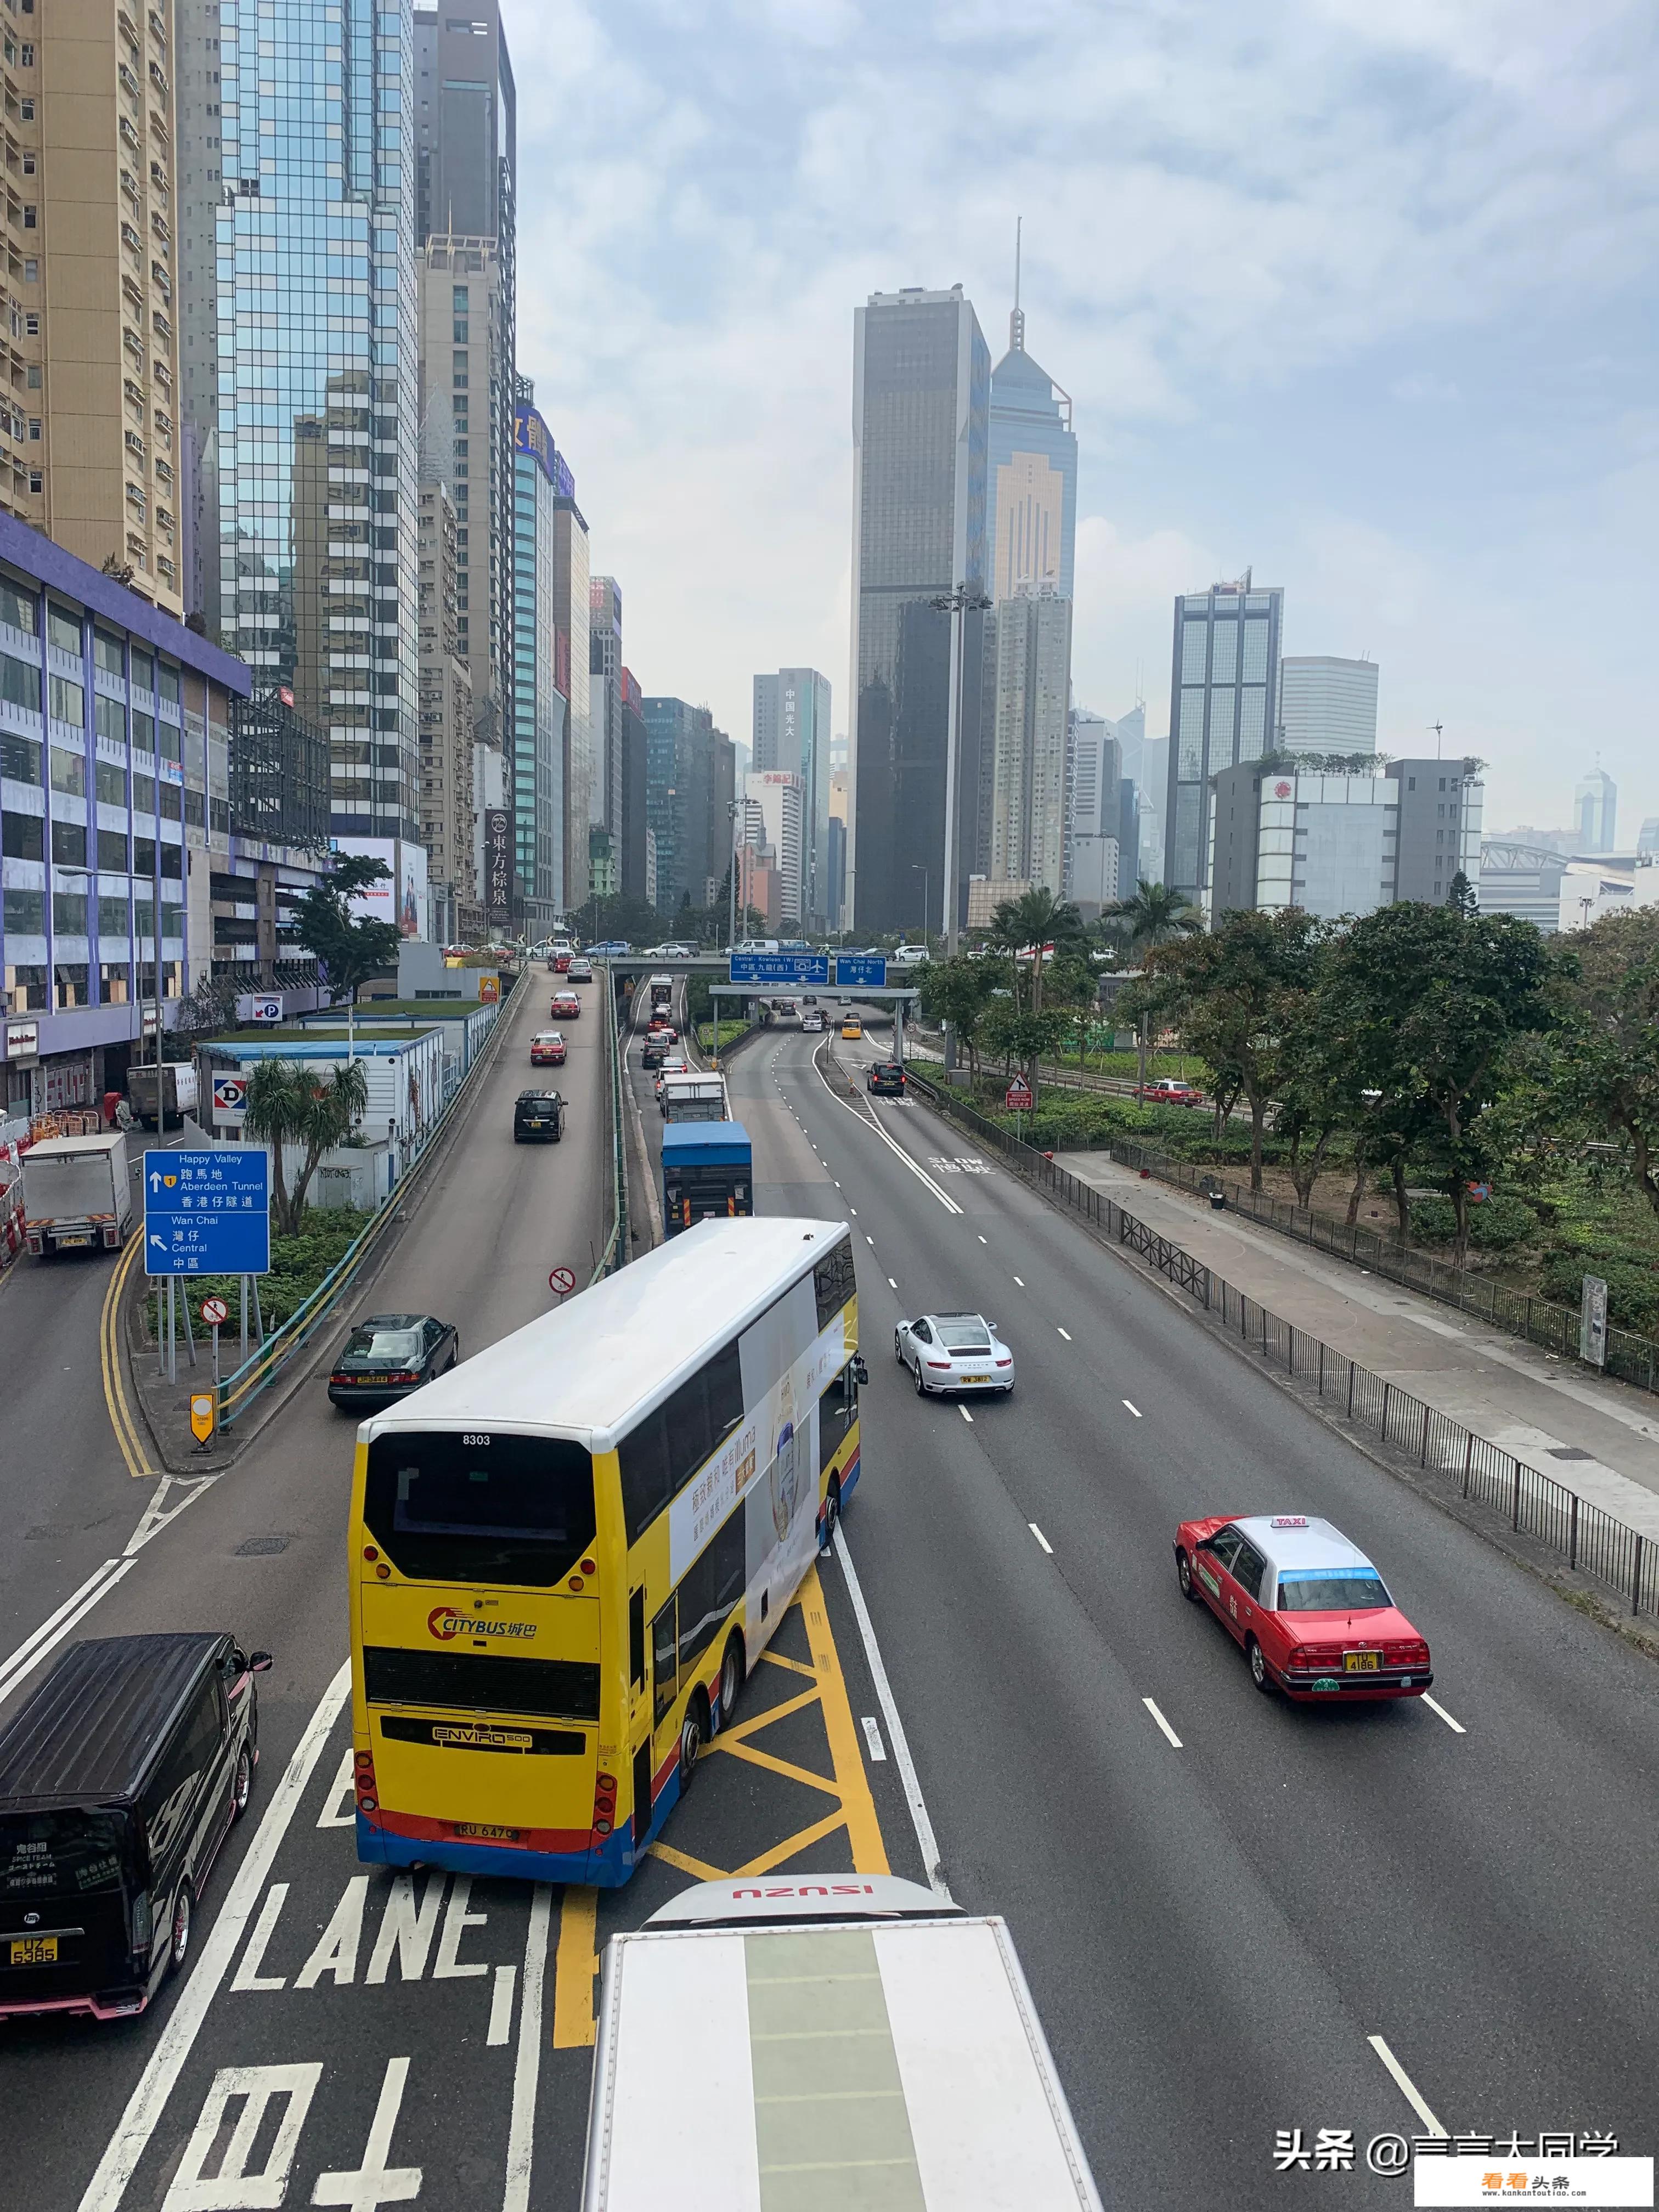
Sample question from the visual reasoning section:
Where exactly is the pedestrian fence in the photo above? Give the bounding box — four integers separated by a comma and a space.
207, 972, 520, 1430
906, 1070, 1659, 1625
590, 991, 628, 1286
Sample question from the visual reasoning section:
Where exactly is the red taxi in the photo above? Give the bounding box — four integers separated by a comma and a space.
530, 1030, 567, 1066
1173, 1513, 1431, 1701
550, 990, 582, 1020
1141, 1077, 1204, 1108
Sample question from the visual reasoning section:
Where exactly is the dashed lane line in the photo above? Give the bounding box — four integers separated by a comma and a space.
1143, 1698, 1183, 1748
959, 1406, 974, 1424
1057, 1327, 1073, 1341
1422, 1694, 1467, 1735
1124, 1400, 1142, 1418
1029, 1523, 1053, 1555
833, 1530, 951, 1901
1367, 2034, 1447, 2137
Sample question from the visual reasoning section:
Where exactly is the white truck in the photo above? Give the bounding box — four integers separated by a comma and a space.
22, 1131, 133, 1256
581, 1875, 1103, 2211
125, 1059, 199, 1129
658, 1072, 729, 1124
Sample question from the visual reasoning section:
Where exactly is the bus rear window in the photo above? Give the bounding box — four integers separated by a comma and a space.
365, 1432, 596, 1587
1, 1810, 131, 1896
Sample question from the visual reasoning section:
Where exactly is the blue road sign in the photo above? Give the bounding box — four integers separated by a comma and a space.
834, 952, 888, 989
143, 1148, 271, 1276
728, 952, 831, 986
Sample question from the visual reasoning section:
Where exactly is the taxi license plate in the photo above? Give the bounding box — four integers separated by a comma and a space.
1344, 1651, 1380, 1672
963, 1373, 991, 1385
10, 1935, 58, 1965
58, 1235, 91, 1248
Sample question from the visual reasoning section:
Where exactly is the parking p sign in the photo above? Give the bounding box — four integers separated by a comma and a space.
212, 1073, 249, 1125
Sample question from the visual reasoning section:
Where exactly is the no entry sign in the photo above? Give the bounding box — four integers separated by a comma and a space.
549, 1266, 576, 1295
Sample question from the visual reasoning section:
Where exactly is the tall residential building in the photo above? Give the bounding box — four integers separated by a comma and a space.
618, 665, 648, 905
988, 586, 1070, 898
849, 285, 989, 935
13, 0, 184, 611
416, 479, 475, 942
187, 0, 420, 850
1575, 767, 1617, 854
1278, 656, 1378, 756
413, 0, 516, 781
1065, 707, 1124, 915
512, 393, 565, 929
643, 696, 732, 916
1164, 574, 1284, 903
551, 495, 591, 910
753, 668, 831, 926
742, 771, 805, 925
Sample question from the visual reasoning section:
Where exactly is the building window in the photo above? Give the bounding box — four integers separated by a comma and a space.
22, 206, 36, 228
20, 98, 35, 120
28, 470, 41, 493
23, 258, 37, 282
25, 314, 37, 336
20, 42, 33, 65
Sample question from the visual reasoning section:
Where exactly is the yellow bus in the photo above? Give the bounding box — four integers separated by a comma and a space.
347, 1217, 864, 1887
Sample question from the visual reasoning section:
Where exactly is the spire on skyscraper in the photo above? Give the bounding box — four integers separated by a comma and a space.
1010, 216, 1025, 353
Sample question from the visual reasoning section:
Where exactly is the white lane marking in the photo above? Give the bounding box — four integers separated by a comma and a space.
487, 1962, 517, 2047
0, 1557, 122, 1696
866, 1234, 874, 1245
316, 1748, 356, 1828
1013, 1275, 1025, 1287
810, 1038, 964, 1214
850, 1207, 857, 1216
1057, 1327, 1072, 1341
978, 1234, 987, 1244
503, 1885, 554, 2212
77, 1659, 352, 2212
312, 2053, 422, 2205
1123, 1400, 1142, 1418
834, 1181, 841, 1189
1029, 1523, 1053, 1555
887, 1278, 897, 1290
833, 1532, 951, 1900
229, 1882, 289, 1993
0, 1558, 136, 1706
1143, 1697, 1183, 1748
1367, 2033, 1446, 2136
860, 1715, 887, 1762
1422, 1694, 1466, 1735
959, 1405, 974, 1424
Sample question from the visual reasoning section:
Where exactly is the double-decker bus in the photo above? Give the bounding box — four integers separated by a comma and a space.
662, 1121, 752, 1235
347, 1217, 862, 1886
647, 973, 674, 1013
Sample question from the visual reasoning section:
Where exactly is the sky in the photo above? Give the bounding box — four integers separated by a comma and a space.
509, 0, 1659, 842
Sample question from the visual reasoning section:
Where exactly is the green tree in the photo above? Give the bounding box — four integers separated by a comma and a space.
1135, 907, 1328, 1191
293, 854, 402, 1053
1100, 880, 1202, 1094
1323, 902, 1558, 1260
243, 1056, 371, 1234
981, 997, 1069, 1093
985, 886, 1087, 1020
1551, 908, 1659, 1220
918, 953, 1002, 1082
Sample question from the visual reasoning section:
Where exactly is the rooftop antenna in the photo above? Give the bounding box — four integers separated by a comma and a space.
1010, 217, 1025, 353
1429, 720, 1444, 759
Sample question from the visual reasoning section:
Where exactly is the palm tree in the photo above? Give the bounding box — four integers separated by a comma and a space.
986, 885, 1087, 1018
244, 1057, 371, 1234
1101, 880, 1202, 1096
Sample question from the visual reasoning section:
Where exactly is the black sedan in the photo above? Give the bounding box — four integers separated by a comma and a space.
867, 1060, 906, 1097
328, 1313, 459, 1410
514, 1088, 565, 1141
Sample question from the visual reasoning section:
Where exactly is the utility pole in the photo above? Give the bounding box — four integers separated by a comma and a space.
929, 582, 991, 958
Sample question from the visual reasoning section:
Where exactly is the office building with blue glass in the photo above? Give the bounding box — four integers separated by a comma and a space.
1163, 575, 1284, 905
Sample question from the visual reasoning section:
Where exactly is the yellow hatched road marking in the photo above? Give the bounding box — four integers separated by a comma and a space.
760, 1650, 816, 1679
100, 1235, 154, 1481
716, 1737, 841, 1797
730, 1808, 849, 1879
648, 1840, 726, 1883
551, 1886, 597, 2049
799, 1568, 889, 1877
718, 1683, 822, 1742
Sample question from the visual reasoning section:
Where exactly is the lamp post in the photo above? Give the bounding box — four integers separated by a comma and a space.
929, 582, 991, 959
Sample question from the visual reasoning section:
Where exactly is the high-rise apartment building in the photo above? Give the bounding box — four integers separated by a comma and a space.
187, 0, 420, 849
742, 771, 804, 925
416, 479, 474, 941
988, 586, 1070, 897
551, 495, 590, 911
511, 395, 566, 929
1278, 655, 1378, 756
1575, 767, 1617, 853
1164, 574, 1284, 904
1066, 707, 1124, 915
849, 285, 989, 935
753, 668, 831, 926
11, 0, 184, 611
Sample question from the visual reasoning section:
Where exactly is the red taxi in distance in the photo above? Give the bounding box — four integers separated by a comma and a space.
1173, 1513, 1432, 1702
530, 1030, 566, 1066
550, 990, 582, 1020
1141, 1077, 1205, 1108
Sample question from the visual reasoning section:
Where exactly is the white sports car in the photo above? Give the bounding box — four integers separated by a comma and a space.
894, 1312, 1015, 1397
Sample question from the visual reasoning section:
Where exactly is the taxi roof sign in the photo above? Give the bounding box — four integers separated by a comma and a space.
1269, 1515, 1308, 1527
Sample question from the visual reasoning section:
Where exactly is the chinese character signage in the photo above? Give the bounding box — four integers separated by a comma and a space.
143, 1149, 271, 1276
485, 809, 513, 919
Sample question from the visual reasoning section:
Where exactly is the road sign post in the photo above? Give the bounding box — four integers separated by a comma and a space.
201, 1295, 229, 1385
1005, 1077, 1034, 1112
144, 1150, 272, 1382
189, 1390, 216, 1451
549, 1265, 575, 1302
729, 952, 831, 988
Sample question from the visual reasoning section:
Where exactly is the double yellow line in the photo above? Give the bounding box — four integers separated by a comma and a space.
100, 1236, 155, 1481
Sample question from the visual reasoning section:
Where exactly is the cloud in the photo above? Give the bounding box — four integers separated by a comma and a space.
1390, 374, 1462, 402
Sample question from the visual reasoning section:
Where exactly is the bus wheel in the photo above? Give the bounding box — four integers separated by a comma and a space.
679, 1694, 708, 1790
718, 1635, 744, 1731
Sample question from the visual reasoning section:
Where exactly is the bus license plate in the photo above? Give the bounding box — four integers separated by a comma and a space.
454, 1822, 520, 1842
1344, 1651, 1380, 1672
10, 1935, 58, 1965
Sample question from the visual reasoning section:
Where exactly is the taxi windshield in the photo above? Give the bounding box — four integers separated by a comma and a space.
1278, 1570, 1391, 1610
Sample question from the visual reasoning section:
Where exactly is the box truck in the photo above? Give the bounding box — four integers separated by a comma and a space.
22, 1132, 133, 1256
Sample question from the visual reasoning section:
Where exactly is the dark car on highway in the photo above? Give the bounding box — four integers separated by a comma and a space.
513, 1088, 565, 1142
641, 1032, 670, 1069
328, 1313, 459, 1410
867, 1060, 906, 1097
0, 1631, 271, 2022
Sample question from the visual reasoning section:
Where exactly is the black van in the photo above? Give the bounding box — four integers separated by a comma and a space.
0, 1631, 270, 2022
512, 1088, 565, 1142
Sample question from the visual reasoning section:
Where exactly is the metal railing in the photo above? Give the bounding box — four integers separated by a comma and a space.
1108, 1137, 1659, 1397
212, 973, 520, 1428
590, 989, 628, 1285
906, 1070, 1659, 1623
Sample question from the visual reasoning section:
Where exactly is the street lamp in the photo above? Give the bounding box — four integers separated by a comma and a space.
929, 582, 991, 958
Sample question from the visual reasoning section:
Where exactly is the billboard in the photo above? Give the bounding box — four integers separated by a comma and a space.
484, 809, 513, 918
335, 838, 428, 941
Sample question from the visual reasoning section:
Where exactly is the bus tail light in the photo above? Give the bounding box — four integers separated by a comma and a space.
354, 1747, 379, 1816
593, 1769, 617, 1837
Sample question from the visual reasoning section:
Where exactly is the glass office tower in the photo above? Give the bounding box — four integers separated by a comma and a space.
512, 396, 566, 927
1163, 575, 1283, 906
212, 0, 421, 843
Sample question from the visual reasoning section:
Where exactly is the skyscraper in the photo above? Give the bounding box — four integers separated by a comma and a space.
742, 773, 805, 926
1065, 707, 1124, 915
1278, 656, 1378, 756
512, 392, 566, 928
753, 669, 832, 926
849, 286, 989, 935
643, 697, 732, 916
1575, 768, 1617, 853
985, 270, 1076, 603
550, 496, 591, 910
988, 587, 1071, 897
416, 478, 475, 940
20, 0, 184, 611
1163, 574, 1284, 904
195, 0, 421, 847
618, 666, 649, 905
590, 577, 623, 834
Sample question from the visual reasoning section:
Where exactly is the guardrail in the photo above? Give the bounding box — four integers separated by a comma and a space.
212, 972, 520, 1429
590, 985, 628, 1285
906, 1069, 1659, 1624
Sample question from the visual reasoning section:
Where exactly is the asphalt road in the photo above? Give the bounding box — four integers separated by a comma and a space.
6, 984, 1656, 2209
